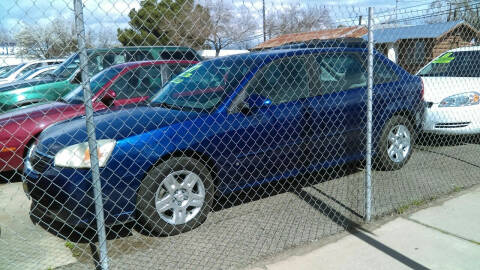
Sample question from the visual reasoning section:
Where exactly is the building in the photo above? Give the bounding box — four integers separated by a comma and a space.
0, 42, 27, 66
368, 20, 479, 74
251, 26, 368, 51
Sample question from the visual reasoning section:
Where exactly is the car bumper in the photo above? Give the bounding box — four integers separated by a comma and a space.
23, 151, 142, 227
422, 103, 480, 135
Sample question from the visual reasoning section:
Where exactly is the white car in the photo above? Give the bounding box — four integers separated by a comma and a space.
15, 65, 58, 81
0, 59, 64, 84
417, 46, 480, 135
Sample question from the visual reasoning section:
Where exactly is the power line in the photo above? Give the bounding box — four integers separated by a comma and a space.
222, 0, 480, 49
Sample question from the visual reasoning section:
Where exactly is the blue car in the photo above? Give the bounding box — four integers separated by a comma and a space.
24, 47, 424, 236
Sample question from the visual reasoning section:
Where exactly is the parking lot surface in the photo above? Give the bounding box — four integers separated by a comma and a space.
1, 137, 480, 269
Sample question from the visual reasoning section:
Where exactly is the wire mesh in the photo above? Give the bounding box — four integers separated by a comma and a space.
0, 1, 479, 269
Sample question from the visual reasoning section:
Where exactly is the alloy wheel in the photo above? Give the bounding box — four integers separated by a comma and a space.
154, 170, 206, 225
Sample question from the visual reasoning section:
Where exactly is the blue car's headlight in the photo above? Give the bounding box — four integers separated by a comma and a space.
54, 139, 116, 168
439, 92, 480, 107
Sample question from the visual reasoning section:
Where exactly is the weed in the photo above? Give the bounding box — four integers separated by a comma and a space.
65, 241, 81, 258
453, 186, 463, 193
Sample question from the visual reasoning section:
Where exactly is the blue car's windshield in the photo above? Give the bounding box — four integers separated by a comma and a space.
150, 60, 252, 111
418, 50, 480, 77
63, 66, 123, 104
0, 63, 26, 79
0, 65, 17, 76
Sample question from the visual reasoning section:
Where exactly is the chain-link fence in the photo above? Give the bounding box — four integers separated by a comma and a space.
1, 0, 480, 269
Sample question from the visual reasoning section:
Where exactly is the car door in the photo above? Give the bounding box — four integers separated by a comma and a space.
306, 52, 368, 166
105, 67, 156, 106
219, 56, 311, 190
370, 55, 404, 133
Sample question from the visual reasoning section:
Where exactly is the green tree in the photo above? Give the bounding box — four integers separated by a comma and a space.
117, 0, 211, 49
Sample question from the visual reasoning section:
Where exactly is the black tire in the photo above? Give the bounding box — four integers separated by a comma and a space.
136, 157, 213, 236
373, 115, 414, 171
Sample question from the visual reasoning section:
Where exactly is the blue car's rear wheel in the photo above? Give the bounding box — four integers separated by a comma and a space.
374, 115, 414, 171
136, 157, 213, 236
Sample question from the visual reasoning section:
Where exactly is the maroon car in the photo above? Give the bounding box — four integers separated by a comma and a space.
0, 60, 197, 172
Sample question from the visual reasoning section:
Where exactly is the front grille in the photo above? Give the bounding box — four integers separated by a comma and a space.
30, 152, 52, 173
435, 122, 470, 129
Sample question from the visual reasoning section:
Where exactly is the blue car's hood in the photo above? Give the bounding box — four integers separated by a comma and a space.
0, 77, 59, 92
37, 104, 203, 155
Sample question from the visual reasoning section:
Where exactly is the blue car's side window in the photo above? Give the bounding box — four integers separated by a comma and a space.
313, 53, 367, 95
373, 58, 399, 85
245, 56, 310, 104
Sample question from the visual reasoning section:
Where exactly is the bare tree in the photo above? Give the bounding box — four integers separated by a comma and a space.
429, 0, 480, 29
265, 4, 333, 38
15, 18, 79, 59
89, 27, 120, 48
0, 23, 13, 44
205, 0, 257, 56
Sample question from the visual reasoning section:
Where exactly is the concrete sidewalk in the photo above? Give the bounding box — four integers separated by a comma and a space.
249, 186, 480, 270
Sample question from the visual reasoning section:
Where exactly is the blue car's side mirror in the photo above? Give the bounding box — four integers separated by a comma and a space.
245, 93, 272, 109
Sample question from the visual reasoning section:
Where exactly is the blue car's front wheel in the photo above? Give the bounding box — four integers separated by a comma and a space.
135, 157, 214, 236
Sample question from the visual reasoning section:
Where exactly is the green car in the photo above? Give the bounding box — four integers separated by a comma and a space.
0, 46, 202, 112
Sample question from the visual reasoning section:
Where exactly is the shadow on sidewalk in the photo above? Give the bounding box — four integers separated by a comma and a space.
293, 188, 430, 270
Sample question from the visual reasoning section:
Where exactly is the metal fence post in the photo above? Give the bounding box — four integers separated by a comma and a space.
365, 7, 374, 222
73, 0, 110, 269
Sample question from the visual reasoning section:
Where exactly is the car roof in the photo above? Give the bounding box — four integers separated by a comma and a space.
24, 59, 64, 63
446, 46, 480, 53
85, 46, 196, 53
31, 65, 58, 71
108, 59, 199, 70
208, 47, 367, 66
270, 38, 368, 50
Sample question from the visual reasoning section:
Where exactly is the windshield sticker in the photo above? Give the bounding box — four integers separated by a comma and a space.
171, 64, 202, 84
433, 52, 455, 64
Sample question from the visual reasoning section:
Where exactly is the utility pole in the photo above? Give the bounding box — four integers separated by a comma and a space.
263, 0, 266, 41
448, 2, 452, 21
476, 6, 479, 29
453, 2, 458, 21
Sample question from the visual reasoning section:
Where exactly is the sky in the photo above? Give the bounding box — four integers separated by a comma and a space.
0, 0, 434, 28
0, 0, 436, 47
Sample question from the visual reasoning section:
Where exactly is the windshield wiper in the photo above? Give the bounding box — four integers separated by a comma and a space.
150, 102, 184, 110
150, 102, 174, 108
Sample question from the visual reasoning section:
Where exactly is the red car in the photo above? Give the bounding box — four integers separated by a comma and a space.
0, 60, 197, 172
